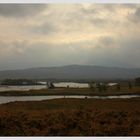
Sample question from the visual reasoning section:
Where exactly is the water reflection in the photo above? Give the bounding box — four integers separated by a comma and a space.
0, 82, 117, 92
0, 94, 140, 104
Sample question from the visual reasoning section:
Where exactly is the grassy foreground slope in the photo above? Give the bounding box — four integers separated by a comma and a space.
0, 98, 140, 136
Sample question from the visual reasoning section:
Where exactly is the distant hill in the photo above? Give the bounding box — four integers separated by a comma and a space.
0, 65, 140, 80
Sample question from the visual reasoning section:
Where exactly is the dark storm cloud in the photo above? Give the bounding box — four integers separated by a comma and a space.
0, 4, 47, 17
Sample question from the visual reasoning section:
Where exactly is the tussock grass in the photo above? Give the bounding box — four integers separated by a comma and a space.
0, 98, 140, 136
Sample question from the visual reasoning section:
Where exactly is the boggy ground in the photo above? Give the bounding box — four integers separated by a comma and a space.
0, 98, 140, 136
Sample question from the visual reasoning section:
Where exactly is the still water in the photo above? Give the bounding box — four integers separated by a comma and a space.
54, 82, 89, 88
0, 94, 140, 104
0, 82, 130, 105
0, 82, 90, 92
0, 85, 46, 92
0, 82, 117, 92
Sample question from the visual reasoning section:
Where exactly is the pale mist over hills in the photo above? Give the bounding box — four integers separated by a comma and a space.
0, 65, 140, 80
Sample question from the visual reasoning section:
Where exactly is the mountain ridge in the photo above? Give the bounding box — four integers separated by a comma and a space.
0, 65, 140, 80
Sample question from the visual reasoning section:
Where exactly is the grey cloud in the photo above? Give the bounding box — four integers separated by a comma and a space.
1, 36, 140, 70
133, 7, 140, 22
0, 40, 29, 57
64, 5, 98, 23
128, 7, 140, 23
99, 36, 115, 46
90, 18, 107, 27
80, 4, 119, 14
0, 41, 51, 70
0, 4, 47, 17
31, 22, 58, 35
86, 35, 140, 68
103, 4, 137, 11
80, 4, 98, 15
64, 4, 119, 30
116, 39, 140, 67
122, 4, 138, 9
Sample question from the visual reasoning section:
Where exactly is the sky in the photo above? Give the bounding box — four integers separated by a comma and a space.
0, 4, 140, 70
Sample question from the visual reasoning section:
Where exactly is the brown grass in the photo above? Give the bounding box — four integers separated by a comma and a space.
0, 98, 140, 136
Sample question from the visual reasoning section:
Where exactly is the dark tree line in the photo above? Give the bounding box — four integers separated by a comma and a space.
1, 79, 42, 86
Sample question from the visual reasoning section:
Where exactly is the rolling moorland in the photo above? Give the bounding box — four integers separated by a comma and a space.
0, 98, 140, 136
0, 83, 140, 136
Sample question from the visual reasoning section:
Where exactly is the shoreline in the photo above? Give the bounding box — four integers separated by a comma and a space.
0, 89, 140, 96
